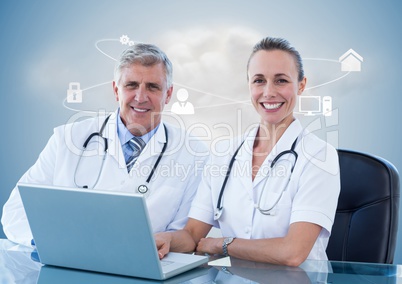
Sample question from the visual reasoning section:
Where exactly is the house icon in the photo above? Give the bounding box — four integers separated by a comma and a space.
339, 49, 363, 72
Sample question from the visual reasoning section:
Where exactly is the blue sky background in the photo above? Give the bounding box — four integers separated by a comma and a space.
1, 0, 402, 263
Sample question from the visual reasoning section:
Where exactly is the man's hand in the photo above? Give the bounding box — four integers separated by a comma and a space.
154, 232, 172, 259
154, 219, 212, 259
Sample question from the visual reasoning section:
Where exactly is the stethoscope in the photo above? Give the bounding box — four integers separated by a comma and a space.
74, 114, 168, 193
214, 136, 298, 220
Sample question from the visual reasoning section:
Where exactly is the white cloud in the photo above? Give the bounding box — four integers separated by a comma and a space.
155, 27, 263, 140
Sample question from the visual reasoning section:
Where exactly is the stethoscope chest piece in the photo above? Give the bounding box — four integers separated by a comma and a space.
138, 185, 148, 194
214, 208, 223, 220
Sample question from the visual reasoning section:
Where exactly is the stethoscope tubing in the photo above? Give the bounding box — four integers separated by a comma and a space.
74, 115, 168, 191
74, 115, 111, 189
145, 125, 168, 184
215, 136, 298, 218
216, 140, 245, 212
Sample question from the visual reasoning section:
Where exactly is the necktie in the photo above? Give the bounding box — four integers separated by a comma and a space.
126, 137, 146, 173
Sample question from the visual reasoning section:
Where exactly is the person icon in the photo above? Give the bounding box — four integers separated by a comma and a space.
171, 88, 195, 115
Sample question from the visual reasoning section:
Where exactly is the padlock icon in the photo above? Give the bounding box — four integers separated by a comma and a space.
67, 82, 83, 103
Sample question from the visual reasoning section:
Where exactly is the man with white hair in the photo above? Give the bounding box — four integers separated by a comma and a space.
2, 43, 208, 246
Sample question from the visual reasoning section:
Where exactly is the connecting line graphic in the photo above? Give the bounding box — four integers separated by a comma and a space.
303, 58, 351, 90
186, 100, 251, 110
63, 81, 113, 113
64, 38, 352, 114
173, 82, 251, 110
95, 39, 119, 62
63, 39, 121, 113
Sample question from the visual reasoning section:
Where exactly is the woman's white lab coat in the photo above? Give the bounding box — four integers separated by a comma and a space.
2, 111, 208, 246
189, 119, 340, 260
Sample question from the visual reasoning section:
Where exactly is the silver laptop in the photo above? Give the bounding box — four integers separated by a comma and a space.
18, 183, 209, 280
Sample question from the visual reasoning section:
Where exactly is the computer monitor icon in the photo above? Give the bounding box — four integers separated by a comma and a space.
298, 96, 321, 116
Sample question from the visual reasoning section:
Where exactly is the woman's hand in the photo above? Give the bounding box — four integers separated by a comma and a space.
195, 237, 224, 255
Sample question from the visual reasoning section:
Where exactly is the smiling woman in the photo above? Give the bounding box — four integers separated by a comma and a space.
156, 37, 341, 267
248, 49, 306, 148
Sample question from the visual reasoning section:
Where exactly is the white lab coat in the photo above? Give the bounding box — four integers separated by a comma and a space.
189, 119, 340, 260
2, 111, 208, 246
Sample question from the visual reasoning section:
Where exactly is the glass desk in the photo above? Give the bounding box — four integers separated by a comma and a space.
1, 239, 401, 283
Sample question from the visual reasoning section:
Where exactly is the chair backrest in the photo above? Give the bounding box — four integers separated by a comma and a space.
327, 149, 400, 264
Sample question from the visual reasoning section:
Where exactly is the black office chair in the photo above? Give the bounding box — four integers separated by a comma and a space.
326, 149, 400, 264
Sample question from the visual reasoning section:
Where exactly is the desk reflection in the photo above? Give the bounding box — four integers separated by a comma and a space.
37, 265, 216, 284
37, 263, 316, 284
0, 241, 41, 284
1, 240, 399, 284
213, 258, 325, 283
